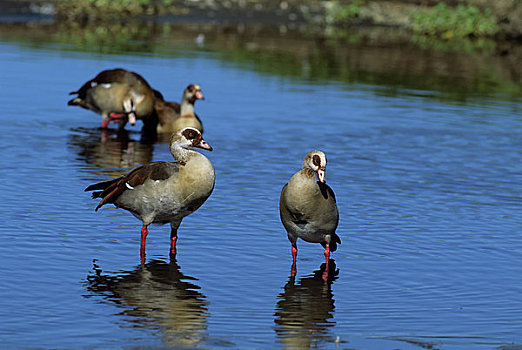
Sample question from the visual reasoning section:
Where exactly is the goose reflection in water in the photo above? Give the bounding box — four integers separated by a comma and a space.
274, 260, 339, 349
67, 127, 154, 178
84, 259, 208, 347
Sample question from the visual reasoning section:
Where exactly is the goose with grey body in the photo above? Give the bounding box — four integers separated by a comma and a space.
154, 84, 205, 134
279, 151, 340, 278
68, 68, 156, 129
85, 127, 215, 263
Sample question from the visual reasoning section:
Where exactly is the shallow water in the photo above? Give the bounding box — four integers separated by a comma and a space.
1, 22, 522, 349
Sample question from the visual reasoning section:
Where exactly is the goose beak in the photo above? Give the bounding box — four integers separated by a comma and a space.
195, 91, 205, 100
196, 139, 213, 151
317, 169, 326, 183
128, 112, 137, 126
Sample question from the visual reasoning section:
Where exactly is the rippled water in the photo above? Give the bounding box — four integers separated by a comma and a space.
1, 27, 521, 349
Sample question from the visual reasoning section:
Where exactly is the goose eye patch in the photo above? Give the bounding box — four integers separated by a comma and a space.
312, 154, 321, 167
182, 129, 198, 140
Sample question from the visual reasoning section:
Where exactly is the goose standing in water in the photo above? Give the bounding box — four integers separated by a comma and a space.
279, 151, 340, 279
153, 84, 205, 134
85, 127, 215, 263
68, 68, 156, 129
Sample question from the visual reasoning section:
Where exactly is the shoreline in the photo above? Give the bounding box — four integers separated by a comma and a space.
1, 0, 521, 40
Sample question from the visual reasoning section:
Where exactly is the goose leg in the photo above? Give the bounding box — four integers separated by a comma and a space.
170, 229, 178, 257
291, 244, 298, 277
170, 221, 181, 258
101, 112, 110, 129
140, 225, 149, 264
109, 112, 126, 119
324, 244, 330, 262
322, 244, 330, 281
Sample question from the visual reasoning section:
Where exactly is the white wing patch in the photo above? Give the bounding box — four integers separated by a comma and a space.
125, 182, 135, 190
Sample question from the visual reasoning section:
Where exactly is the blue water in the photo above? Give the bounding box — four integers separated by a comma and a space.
1, 38, 521, 349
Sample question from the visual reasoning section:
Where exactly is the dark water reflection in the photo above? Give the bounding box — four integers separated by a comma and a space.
67, 127, 154, 178
85, 259, 209, 347
274, 260, 339, 349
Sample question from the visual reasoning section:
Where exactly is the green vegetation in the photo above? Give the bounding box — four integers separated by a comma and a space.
325, 0, 365, 24
55, 0, 180, 19
326, 1, 501, 39
411, 3, 499, 39
54, 0, 519, 40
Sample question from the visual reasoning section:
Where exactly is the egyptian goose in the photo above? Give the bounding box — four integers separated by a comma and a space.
153, 84, 205, 134
85, 127, 215, 263
279, 151, 341, 279
68, 68, 156, 129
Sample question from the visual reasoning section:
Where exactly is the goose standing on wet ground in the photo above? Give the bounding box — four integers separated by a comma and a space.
145, 84, 205, 138
85, 127, 215, 263
68, 68, 156, 129
279, 151, 341, 280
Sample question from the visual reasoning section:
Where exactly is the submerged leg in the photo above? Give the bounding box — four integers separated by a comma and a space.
140, 225, 149, 264
170, 229, 178, 257
169, 221, 181, 258
291, 244, 298, 277
101, 113, 110, 129
324, 244, 330, 262
106, 113, 128, 130
322, 244, 330, 281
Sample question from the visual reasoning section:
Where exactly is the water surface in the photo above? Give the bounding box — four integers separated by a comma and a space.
0, 22, 521, 349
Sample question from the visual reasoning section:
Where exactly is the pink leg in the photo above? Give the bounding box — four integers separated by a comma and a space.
322, 244, 330, 281
109, 112, 126, 119
140, 225, 149, 264
100, 113, 126, 129
170, 235, 177, 257
170, 225, 178, 257
101, 118, 110, 129
291, 245, 297, 277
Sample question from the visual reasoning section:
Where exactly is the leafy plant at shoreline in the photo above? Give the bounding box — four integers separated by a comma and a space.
325, 0, 366, 25
411, 3, 499, 39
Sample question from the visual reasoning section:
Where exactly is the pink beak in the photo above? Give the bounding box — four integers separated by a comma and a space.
195, 139, 213, 151
195, 91, 204, 100
128, 112, 137, 126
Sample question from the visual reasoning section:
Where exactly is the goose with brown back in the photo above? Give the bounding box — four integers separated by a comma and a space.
68, 68, 156, 129
85, 127, 215, 263
154, 84, 205, 134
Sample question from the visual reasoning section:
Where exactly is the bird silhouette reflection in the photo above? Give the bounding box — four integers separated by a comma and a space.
84, 258, 208, 347
68, 127, 154, 178
274, 259, 339, 349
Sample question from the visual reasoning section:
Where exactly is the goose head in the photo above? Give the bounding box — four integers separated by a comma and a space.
303, 150, 327, 183
170, 127, 212, 160
183, 84, 204, 104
